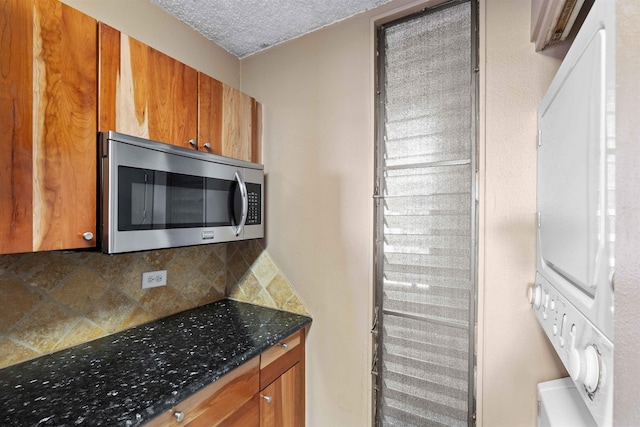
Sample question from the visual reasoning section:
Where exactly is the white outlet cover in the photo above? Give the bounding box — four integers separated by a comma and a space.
142, 270, 168, 289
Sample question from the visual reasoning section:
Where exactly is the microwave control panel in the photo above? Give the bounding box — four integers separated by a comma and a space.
246, 183, 262, 225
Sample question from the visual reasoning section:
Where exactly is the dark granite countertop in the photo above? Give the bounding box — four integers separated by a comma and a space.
0, 299, 311, 427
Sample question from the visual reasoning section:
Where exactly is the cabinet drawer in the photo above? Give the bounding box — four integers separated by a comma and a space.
146, 356, 259, 427
260, 331, 302, 390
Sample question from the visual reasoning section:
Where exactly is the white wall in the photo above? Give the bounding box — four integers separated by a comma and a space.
478, 0, 568, 425
60, 0, 240, 88
241, 0, 566, 425
240, 6, 382, 424
614, 0, 640, 424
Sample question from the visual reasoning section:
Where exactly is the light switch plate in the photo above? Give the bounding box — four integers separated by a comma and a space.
142, 270, 167, 289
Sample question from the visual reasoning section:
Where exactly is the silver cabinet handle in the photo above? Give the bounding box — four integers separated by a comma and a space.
188, 139, 197, 147
174, 411, 185, 422
233, 171, 248, 237
262, 395, 272, 403
82, 232, 93, 241
281, 343, 289, 350
203, 142, 211, 149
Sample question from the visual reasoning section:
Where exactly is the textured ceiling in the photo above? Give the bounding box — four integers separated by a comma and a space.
150, 0, 393, 58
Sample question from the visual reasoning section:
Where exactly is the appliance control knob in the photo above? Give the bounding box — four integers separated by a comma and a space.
569, 345, 600, 393
528, 284, 542, 309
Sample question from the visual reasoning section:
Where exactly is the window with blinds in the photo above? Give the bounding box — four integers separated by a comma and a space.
373, 1, 477, 426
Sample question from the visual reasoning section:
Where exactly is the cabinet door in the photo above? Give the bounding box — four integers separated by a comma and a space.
0, 0, 34, 253
198, 72, 260, 162
0, 0, 97, 253
260, 363, 303, 427
98, 23, 198, 149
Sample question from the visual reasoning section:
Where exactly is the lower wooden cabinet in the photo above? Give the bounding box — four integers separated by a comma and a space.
260, 330, 305, 427
146, 329, 306, 427
146, 356, 260, 427
260, 363, 303, 427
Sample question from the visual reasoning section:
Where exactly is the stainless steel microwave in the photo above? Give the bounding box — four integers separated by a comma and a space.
99, 131, 264, 254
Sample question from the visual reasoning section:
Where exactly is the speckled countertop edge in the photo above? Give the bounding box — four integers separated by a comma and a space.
0, 299, 311, 426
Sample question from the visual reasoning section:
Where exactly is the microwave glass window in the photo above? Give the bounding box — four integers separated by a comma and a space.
166, 173, 206, 227
204, 178, 236, 226
118, 167, 157, 230
118, 166, 237, 231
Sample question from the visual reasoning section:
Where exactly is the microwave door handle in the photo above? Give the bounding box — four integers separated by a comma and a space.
234, 171, 248, 236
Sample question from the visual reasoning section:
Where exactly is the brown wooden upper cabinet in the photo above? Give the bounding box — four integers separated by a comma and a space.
98, 23, 198, 149
99, 23, 261, 163
198, 73, 261, 162
0, 0, 97, 254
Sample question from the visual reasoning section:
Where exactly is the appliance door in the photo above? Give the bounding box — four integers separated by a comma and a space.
117, 166, 246, 232
104, 140, 248, 253
536, 0, 614, 340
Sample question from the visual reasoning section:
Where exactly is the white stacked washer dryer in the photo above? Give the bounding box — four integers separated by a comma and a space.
531, 0, 615, 426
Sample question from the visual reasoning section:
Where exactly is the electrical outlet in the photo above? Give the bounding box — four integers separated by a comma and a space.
142, 270, 167, 289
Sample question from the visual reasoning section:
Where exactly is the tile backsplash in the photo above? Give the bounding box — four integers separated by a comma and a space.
226, 241, 308, 315
0, 240, 307, 369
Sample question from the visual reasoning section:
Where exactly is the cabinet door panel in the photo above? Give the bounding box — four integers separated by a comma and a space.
98, 23, 198, 149
198, 72, 223, 155
198, 72, 260, 162
0, 0, 34, 253
1, 0, 97, 253
33, 0, 97, 250
260, 363, 303, 427
222, 84, 253, 162
98, 23, 119, 133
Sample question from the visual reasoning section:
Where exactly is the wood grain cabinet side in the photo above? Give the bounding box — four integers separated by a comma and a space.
0, 0, 97, 254
259, 330, 306, 427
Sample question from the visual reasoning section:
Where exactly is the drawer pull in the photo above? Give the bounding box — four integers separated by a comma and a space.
281, 343, 289, 350
262, 395, 272, 403
174, 411, 185, 422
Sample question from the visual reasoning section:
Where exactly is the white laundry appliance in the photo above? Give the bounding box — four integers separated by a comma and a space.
531, 0, 615, 425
